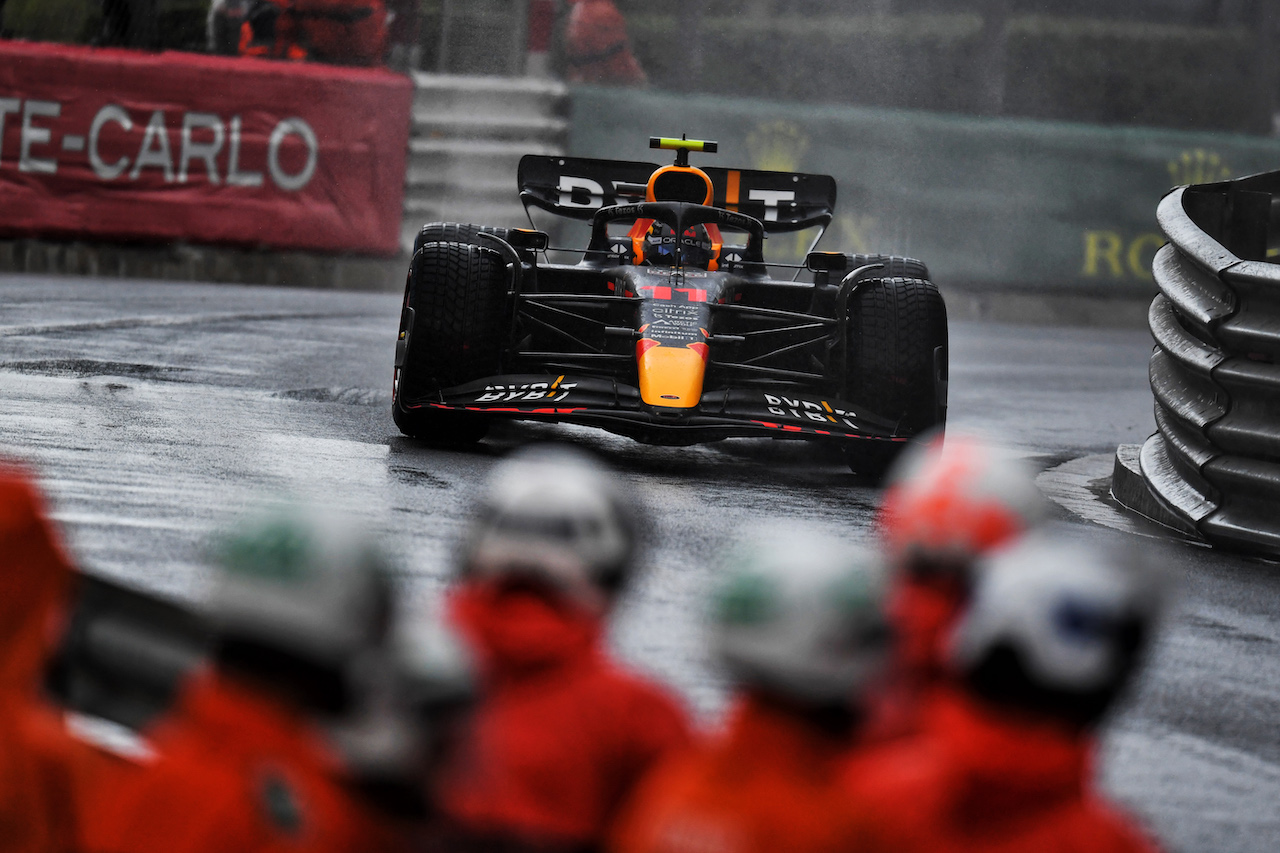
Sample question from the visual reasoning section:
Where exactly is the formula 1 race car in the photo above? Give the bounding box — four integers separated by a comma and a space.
392, 136, 947, 476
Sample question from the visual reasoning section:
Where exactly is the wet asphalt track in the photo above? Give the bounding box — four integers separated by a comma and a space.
2, 274, 1279, 852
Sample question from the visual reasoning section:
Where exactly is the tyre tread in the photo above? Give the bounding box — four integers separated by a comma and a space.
846, 276, 947, 433
401, 240, 507, 396
845, 253, 930, 281
413, 222, 512, 256
393, 234, 508, 443
843, 275, 946, 478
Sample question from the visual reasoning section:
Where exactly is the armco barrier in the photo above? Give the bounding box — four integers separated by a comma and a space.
1112, 170, 1280, 556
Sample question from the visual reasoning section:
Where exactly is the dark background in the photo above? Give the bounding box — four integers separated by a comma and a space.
4, 0, 1276, 134
613, 0, 1280, 134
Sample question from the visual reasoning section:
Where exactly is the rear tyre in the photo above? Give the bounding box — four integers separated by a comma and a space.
393, 239, 509, 444
412, 222, 512, 256
845, 253, 930, 281
843, 276, 948, 478
808, 254, 930, 315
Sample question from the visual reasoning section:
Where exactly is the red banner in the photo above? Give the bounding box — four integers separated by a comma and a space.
0, 42, 411, 256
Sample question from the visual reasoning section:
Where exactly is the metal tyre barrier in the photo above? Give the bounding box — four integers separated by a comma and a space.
1114, 169, 1280, 556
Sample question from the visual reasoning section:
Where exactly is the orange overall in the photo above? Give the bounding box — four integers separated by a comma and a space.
0, 464, 78, 853
436, 579, 690, 849
611, 696, 879, 853
564, 0, 646, 86
93, 673, 407, 853
846, 689, 1162, 853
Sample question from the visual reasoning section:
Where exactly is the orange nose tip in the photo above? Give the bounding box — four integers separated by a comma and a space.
637, 342, 707, 408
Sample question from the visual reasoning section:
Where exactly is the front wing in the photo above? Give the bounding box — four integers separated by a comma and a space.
400, 374, 907, 447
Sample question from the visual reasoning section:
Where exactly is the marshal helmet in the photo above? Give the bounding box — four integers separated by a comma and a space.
711, 524, 892, 706
949, 533, 1169, 728
877, 433, 1048, 581
207, 504, 394, 720
456, 445, 645, 610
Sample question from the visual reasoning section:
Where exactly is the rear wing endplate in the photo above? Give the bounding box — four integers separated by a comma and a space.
518, 155, 836, 233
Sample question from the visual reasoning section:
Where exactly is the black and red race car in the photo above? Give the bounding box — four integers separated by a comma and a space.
392, 137, 946, 475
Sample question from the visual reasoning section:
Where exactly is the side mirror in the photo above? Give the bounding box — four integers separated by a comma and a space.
805, 252, 848, 273
508, 229, 550, 252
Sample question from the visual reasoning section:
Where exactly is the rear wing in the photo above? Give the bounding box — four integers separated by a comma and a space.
518, 155, 836, 233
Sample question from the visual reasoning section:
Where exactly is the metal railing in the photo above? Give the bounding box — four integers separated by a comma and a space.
1116, 169, 1280, 555
400, 72, 568, 251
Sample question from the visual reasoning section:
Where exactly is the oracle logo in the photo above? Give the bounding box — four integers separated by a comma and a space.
0, 99, 318, 192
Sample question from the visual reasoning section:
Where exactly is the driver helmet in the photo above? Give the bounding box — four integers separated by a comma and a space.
949, 533, 1169, 729
711, 523, 892, 707
456, 445, 645, 612
877, 433, 1048, 583
643, 222, 716, 269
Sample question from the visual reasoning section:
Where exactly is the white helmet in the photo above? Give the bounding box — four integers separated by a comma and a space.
711, 525, 891, 706
209, 505, 393, 669
878, 432, 1048, 578
949, 533, 1168, 727
457, 445, 643, 609
210, 507, 477, 800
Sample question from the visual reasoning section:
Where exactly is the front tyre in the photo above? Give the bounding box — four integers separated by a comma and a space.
393, 239, 509, 444
843, 276, 948, 478
393, 403, 490, 444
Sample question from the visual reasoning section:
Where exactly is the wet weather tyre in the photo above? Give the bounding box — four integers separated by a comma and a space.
393, 239, 509, 444
808, 254, 930, 314
845, 254, 930, 281
843, 277, 947, 478
412, 222, 512, 256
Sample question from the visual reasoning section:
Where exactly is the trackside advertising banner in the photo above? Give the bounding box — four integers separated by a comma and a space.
0, 42, 411, 255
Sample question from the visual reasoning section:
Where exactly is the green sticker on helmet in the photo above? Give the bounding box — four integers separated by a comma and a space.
715, 571, 779, 625
217, 520, 314, 583
828, 569, 876, 617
